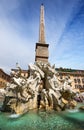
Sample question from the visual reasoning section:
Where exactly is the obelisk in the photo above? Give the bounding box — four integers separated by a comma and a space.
35, 4, 49, 63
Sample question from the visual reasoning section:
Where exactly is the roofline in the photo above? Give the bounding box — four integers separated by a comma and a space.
0, 68, 10, 77
11, 69, 28, 72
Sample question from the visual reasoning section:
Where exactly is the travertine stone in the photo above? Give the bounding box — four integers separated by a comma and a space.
39, 4, 45, 43
2, 62, 79, 114
35, 4, 49, 63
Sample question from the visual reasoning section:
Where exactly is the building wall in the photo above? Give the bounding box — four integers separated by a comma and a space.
0, 69, 10, 88
20, 71, 28, 78
57, 69, 84, 92
11, 69, 29, 78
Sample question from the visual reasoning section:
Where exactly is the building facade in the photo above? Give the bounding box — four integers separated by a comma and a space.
11, 69, 28, 78
0, 69, 10, 88
56, 68, 84, 92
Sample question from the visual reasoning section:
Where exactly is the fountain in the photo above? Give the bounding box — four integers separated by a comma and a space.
1, 61, 79, 114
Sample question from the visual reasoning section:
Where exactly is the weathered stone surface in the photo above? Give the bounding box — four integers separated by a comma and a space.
79, 106, 84, 111
69, 100, 77, 109
1, 62, 79, 114
61, 98, 68, 104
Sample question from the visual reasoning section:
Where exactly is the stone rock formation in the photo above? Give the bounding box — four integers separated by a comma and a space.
79, 106, 84, 111
1, 62, 79, 114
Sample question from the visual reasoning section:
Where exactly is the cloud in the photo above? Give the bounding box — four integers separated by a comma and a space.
0, 20, 35, 72
45, 0, 79, 59
0, 0, 36, 73
0, 0, 84, 74
50, 0, 84, 69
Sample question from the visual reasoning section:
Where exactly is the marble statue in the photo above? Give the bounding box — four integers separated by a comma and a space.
1, 62, 79, 114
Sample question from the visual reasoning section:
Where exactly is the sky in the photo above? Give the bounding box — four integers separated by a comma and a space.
0, 0, 84, 74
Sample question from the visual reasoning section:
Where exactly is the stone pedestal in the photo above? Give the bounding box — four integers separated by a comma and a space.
35, 43, 49, 63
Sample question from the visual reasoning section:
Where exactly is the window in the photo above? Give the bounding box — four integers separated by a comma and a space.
74, 79, 77, 83
78, 85, 82, 89
82, 78, 84, 84
77, 79, 81, 83
75, 85, 78, 89
83, 85, 84, 89
0, 81, 1, 85
80, 85, 83, 90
